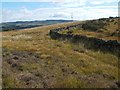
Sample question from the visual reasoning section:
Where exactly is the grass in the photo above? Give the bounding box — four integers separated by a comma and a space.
2, 19, 119, 88
60, 29, 119, 41
2, 76, 15, 88
60, 18, 119, 42
54, 75, 86, 88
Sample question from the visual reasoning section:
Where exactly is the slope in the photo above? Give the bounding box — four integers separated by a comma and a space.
2, 20, 119, 88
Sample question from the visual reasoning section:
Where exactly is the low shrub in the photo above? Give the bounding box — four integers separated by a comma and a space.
67, 30, 73, 34
82, 21, 105, 31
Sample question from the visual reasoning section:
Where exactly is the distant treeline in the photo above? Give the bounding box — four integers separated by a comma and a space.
1, 25, 43, 31
0, 20, 73, 32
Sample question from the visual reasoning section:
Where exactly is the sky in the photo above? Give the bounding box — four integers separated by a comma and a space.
1, 0, 119, 22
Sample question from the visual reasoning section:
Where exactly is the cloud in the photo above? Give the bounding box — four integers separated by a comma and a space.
90, 1, 104, 5
2, 7, 72, 22
52, 12, 70, 18
2, 5, 118, 22
2, 7, 34, 22
1, 0, 118, 22
1, 0, 119, 3
59, 1, 85, 8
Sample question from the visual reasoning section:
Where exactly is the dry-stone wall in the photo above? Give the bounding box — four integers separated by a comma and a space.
49, 24, 120, 57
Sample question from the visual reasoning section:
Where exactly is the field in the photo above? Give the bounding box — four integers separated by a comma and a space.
2, 17, 120, 88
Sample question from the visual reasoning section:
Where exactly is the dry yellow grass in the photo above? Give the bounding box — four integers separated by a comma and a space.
2, 21, 119, 88
60, 18, 119, 42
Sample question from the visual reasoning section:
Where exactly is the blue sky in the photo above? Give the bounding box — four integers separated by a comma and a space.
2, 2, 59, 10
1, 0, 119, 22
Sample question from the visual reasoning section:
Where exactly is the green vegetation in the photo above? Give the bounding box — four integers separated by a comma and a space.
60, 17, 119, 42
2, 17, 119, 88
82, 20, 105, 31
1, 20, 73, 31
3, 76, 15, 88
54, 76, 86, 88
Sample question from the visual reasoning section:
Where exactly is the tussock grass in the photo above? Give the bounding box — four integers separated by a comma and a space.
2, 20, 119, 88
60, 18, 119, 42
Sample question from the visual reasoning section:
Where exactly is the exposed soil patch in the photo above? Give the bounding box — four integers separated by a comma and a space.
2, 48, 119, 88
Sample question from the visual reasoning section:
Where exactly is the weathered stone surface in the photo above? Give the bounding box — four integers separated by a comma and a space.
49, 24, 120, 56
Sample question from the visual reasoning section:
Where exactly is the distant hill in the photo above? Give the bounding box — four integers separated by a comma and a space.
0, 20, 74, 31
2, 17, 119, 88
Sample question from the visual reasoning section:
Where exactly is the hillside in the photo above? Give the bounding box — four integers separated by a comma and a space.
50, 17, 120, 57
0, 20, 73, 31
2, 17, 120, 88
60, 17, 119, 42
